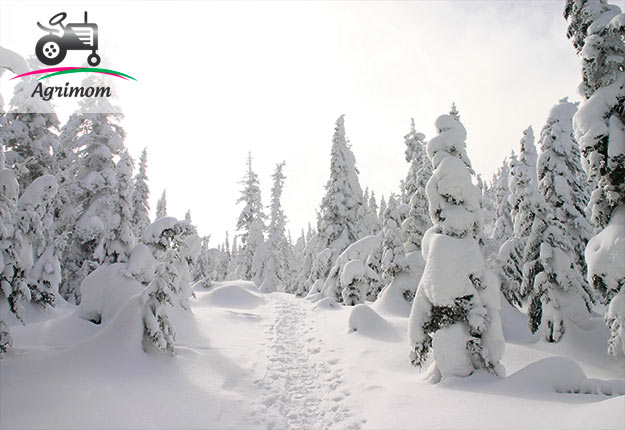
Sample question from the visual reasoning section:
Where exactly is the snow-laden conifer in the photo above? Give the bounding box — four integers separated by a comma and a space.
408, 112, 504, 380
156, 190, 167, 219
234, 153, 265, 282
565, 0, 625, 355
132, 148, 150, 238
261, 162, 291, 292
523, 99, 594, 342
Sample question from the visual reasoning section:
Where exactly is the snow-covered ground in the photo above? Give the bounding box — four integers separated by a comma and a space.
1, 280, 624, 429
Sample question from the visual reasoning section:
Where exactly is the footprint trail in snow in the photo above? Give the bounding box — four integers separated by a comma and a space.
254, 293, 362, 430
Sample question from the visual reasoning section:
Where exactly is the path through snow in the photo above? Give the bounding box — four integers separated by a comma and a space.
254, 293, 364, 430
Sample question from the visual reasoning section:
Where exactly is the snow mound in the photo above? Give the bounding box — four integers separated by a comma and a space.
71, 295, 146, 357
373, 272, 415, 317
504, 356, 625, 396
78, 264, 144, 325
314, 297, 340, 310
348, 304, 400, 341
202, 283, 265, 309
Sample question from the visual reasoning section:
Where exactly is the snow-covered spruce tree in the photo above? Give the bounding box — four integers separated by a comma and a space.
316, 115, 366, 256
156, 190, 167, 219
296, 226, 319, 296
132, 147, 150, 239
408, 112, 504, 380
18, 174, 60, 308
402, 120, 433, 253
141, 217, 199, 353
381, 194, 409, 286
0, 167, 30, 353
0, 65, 59, 191
261, 162, 291, 292
565, 0, 625, 356
362, 188, 382, 235
193, 236, 211, 283
523, 99, 594, 342
234, 153, 265, 282
490, 158, 514, 253
101, 150, 135, 264
498, 128, 540, 307
367, 191, 382, 235
57, 73, 125, 303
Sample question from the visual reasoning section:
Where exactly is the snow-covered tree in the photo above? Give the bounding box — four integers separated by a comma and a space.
498, 128, 541, 307
0, 65, 59, 191
0, 167, 29, 352
408, 112, 504, 380
402, 120, 432, 253
156, 190, 167, 219
101, 150, 135, 264
490, 158, 514, 251
192, 235, 211, 283
234, 153, 265, 282
58, 74, 125, 303
523, 99, 594, 342
18, 175, 60, 308
317, 115, 366, 255
141, 217, 199, 354
565, 0, 625, 355
261, 162, 291, 292
381, 195, 409, 285
132, 147, 150, 238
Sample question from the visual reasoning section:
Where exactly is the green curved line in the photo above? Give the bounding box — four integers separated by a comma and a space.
37, 68, 137, 81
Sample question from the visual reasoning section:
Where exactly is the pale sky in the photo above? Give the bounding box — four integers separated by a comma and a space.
2, 0, 623, 246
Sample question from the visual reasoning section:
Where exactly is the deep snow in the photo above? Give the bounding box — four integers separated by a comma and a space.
1, 280, 624, 429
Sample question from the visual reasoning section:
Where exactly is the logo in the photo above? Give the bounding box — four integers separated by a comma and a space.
35, 12, 100, 66
5, 11, 137, 102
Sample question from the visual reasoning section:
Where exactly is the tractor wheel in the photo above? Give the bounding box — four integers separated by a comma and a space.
35, 35, 66, 66
87, 53, 101, 67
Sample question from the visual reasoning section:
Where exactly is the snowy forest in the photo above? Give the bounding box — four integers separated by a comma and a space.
1, 1, 624, 429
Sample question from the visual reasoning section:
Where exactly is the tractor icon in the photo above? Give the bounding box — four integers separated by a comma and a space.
35, 12, 100, 66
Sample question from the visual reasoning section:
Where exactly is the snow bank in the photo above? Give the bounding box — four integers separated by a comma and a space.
373, 272, 416, 317
202, 283, 265, 309
502, 356, 625, 396
348, 304, 400, 341
78, 264, 144, 324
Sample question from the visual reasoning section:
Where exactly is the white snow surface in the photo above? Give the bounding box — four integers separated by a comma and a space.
1, 280, 624, 429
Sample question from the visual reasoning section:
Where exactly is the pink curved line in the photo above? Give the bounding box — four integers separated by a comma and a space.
10, 67, 80, 80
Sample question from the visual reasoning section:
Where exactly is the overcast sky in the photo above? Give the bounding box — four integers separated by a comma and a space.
2, 0, 624, 246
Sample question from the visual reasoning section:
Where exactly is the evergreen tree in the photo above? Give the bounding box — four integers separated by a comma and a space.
565, 0, 625, 356
498, 128, 541, 307
132, 147, 150, 238
261, 162, 291, 292
381, 195, 409, 286
0, 167, 29, 353
490, 157, 514, 251
156, 190, 167, 219
18, 175, 60, 308
234, 153, 265, 282
523, 99, 594, 342
0, 66, 59, 191
141, 218, 198, 354
193, 236, 211, 283
316, 115, 366, 255
57, 74, 125, 303
402, 120, 432, 253
101, 150, 135, 264
408, 111, 504, 379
